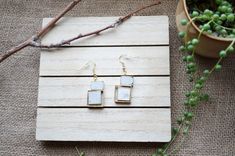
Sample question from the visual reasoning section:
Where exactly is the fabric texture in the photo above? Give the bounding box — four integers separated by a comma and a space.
0, 0, 234, 155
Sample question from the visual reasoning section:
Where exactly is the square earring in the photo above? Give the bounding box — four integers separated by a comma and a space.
87, 63, 104, 108
114, 56, 134, 104
115, 76, 134, 104
87, 81, 104, 107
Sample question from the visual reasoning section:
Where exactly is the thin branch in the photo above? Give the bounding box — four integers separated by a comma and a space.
36, 0, 82, 39
0, 0, 82, 63
0, 40, 30, 62
0, 0, 161, 63
32, 0, 161, 48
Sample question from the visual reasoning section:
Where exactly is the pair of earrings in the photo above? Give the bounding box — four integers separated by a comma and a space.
87, 56, 134, 108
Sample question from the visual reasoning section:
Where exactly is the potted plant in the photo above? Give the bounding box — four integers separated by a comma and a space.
152, 1, 234, 155
176, 0, 234, 58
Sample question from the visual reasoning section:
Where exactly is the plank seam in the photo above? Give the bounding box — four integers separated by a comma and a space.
39, 75, 170, 78
37, 106, 171, 109
40, 44, 170, 48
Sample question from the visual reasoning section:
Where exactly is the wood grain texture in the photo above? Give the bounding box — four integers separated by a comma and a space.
38, 77, 170, 107
39, 46, 170, 76
41, 16, 169, 46
36, 108, 171, 142
37, 16, 171, 142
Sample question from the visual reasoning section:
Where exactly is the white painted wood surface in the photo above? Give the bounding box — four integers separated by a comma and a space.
41, 16, 169, 46
37, 16, 171, 142
38, 77, 170, 107
36, 108, 171, 142
39, 46, 170, 76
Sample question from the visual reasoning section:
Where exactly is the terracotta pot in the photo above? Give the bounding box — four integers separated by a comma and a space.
176, 0, 234, 58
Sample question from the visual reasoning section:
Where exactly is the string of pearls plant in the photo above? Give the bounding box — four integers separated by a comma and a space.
152, 0, 235, 155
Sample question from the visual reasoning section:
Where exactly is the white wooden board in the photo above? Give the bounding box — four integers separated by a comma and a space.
36, 108, 171, 142
38, 77, 170, 107
42, 16, 169, 46
37, 16, 171, 142
39, 46, 169, 76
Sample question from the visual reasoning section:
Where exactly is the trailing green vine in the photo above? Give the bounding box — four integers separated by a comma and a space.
152, 0, 235, 156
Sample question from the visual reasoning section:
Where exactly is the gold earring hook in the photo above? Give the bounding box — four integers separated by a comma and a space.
77, 61, 98, 81
119, 55, 127, 75
92, 62, 98, 81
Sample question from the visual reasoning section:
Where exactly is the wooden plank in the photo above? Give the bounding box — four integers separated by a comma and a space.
39, 46, 170, 76
36, 108, 171, 142
38, 77, 171, 107
37, 16, 171, 142
41, 16, 169, 46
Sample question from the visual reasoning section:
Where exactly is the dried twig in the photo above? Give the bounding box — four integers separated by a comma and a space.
0, 0, 161, 63
37, 0, 82, 38
33, 1, 161, 48
0, 0, 82, 63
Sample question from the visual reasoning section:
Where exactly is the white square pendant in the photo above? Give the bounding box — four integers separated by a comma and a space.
87, 90, 103, 107
115, 86, 132, 104
120, 76, 134, 87
90, 81, 105, 91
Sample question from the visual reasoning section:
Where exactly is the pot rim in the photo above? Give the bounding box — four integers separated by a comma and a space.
182, 0, 234, 42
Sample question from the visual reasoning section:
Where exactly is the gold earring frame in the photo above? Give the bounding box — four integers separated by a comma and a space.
114, 55, 134, 104
87, 63, 105, 108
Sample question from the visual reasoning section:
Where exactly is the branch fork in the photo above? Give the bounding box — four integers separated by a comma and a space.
0, 0, 161, 62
